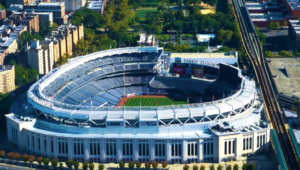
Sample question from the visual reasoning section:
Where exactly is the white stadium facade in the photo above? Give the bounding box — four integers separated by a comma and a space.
6, 47, 270, 163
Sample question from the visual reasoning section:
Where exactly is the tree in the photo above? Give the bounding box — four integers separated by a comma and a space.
247, 163, 255, 170
99, 164, 105, 170
145, 162, 151, 169
226, 165, 232, 170
209, 164, 215, 170
193, 164, 199, 170
218, 46, 230, 52
89, 162, 95, 170
217, 165, 223, 170
183, 164, 189, 170
13, 153, 20, 160
200, 165, 205, 170
283, 20, 287, 26
267, 21, 280, 30
258, 33, 266, 44
162, 161, 168, 168
0, 150, 5, 158
83, 162, 89, 170
7, 152, 13, 160
21, 154, 29, 163
65, 159, 73, 169
264, 51, 273, 57
233, 164, 239, 170
37, 156, 43, 165
279, 50, 293, 57
129, 161, 135, 168
74, 160, 80, 169
152, 161, 158, 169
242, 163, 248, 170
136, 161, 142, 168
28, 155, 35, 163
43, 158, 50, 166
119, 161, 125, 169
51, 158, 59, 167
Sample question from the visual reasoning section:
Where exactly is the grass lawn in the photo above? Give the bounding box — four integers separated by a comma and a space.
125, 97, 187, 106
136, 8, 157, 18
155, 34, 172, 40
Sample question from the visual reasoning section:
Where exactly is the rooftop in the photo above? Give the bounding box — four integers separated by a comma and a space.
267, 58, 300, 98
287, 0, 300, 10
0, 65, 13, 73
88, 0, 104, 9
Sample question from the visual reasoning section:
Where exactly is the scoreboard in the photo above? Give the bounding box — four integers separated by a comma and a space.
172, 63, 219, 77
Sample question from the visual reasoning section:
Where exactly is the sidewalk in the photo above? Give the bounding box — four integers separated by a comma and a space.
0, 154, 277, 170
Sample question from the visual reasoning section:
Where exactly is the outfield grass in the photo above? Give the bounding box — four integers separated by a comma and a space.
136, 8, 157, 18
125, 97, 187, 106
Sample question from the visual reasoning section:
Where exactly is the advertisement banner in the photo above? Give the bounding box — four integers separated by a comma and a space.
173, 66, 184, 74
185, 67, 193, 75
194, 68, 204, 77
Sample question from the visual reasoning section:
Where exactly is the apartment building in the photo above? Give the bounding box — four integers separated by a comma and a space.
46, 23, 84, 61
24, 2, 67, 24
3, 12, 39, 33
51, 0, 86, 12
0, 25, 27, 65
0, 65, 15, 93
27, 40, 53, 75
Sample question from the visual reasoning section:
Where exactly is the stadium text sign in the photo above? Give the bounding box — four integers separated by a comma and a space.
183, 59, 198, 64
29, 93, 54, 108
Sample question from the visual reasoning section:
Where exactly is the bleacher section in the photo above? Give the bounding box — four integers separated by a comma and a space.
58, 75, 155, 106
41, 50, 162, 97
150, 77, 235, 94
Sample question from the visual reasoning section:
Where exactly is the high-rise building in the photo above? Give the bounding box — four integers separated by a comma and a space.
3, 12, 39, 33
46, 23, 84, 60
51, 0, 86, 12
0, 65, 15, 93
24, 2, 67, 24
27, 40, 53, 75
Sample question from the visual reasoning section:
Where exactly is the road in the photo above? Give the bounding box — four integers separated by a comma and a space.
232, 0, 300, 170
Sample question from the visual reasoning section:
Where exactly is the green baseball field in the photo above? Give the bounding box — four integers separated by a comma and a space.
124, 97, 187, 106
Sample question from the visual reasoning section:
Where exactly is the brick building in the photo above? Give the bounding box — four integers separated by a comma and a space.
27, 23, 84, 74
0, 65, 15, 93
3, 12, 39, 33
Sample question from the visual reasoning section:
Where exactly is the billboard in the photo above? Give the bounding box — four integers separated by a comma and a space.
185, 67, 193, 75
173, 66, 184, 74
194, 68, 204, 77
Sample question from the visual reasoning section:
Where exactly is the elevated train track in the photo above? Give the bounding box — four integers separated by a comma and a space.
232, 0, 300, 169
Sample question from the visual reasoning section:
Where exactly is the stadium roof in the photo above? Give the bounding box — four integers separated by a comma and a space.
170, 52, 236, 59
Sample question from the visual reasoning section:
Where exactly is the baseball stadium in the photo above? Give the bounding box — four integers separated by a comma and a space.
6, 47, 270, 163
